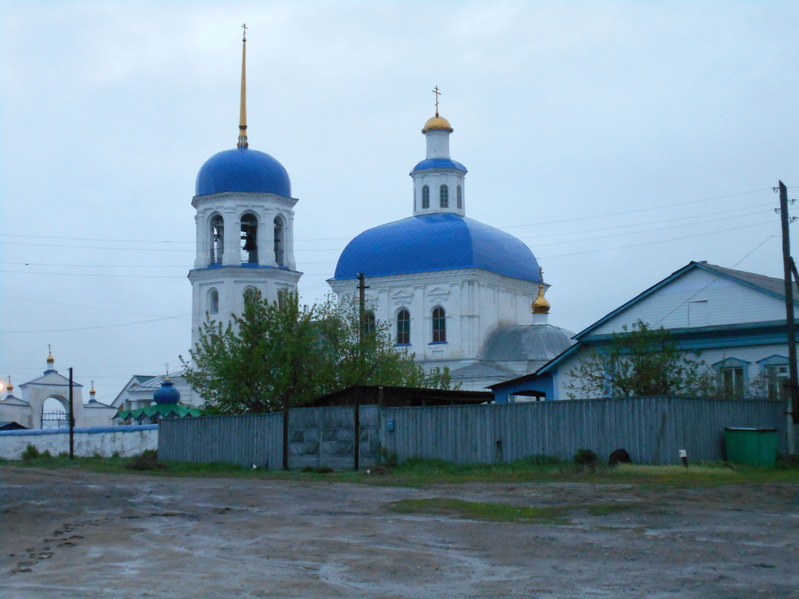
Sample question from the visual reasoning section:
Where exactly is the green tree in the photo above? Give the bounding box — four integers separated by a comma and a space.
565, 320, 718, 399
181, 289, 325, 414
314, 295, 453, 390
181, 291, 452, 415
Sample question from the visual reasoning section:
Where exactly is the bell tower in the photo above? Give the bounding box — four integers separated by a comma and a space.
188, 25, 301, 349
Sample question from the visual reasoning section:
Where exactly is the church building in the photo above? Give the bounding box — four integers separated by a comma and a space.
188, 27, 301, 350
328, 94, 574, 390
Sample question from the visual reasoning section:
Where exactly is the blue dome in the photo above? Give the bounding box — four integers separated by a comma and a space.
153, 379, 180, 405
333, 214, 540, 282
196, 147, 291, 197
410, 158, 468, 174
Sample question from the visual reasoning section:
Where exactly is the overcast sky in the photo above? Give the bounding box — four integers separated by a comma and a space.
2, 1, 798, 404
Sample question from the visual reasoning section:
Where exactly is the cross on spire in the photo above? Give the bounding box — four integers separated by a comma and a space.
432, 86, 441, 116
241, 23, 247, 42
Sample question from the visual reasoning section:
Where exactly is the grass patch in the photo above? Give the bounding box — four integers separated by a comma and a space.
2, 454, 797, 486
388, 497, 572, 524
387, 497, 636, 525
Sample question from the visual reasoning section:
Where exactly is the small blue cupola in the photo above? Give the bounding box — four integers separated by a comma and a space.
153, 378, 181, 405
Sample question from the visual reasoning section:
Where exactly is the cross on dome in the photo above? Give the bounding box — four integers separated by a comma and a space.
432, 86, 441, 116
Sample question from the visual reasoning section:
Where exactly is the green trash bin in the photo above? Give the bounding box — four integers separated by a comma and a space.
724, 427, 778, 466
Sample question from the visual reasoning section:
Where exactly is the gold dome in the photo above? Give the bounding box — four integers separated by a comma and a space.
532, 284, 550, 315
422, 115, 453, 133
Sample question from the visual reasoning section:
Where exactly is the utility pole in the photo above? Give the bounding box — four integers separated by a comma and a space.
68, 367, 75, 460
354, 273, 369, 471
777, 181, 798, 454
357, 273, 370, 346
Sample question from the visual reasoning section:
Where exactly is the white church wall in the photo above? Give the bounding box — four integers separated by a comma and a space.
82, 405, 118, 427
0, 403, 33, 428
0, 425, 158, 459
330, 268, 539, 377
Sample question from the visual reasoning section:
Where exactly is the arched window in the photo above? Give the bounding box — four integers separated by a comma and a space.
457, 185, 463, 209
396, 309, 410, 345
364, 310, 376, 336
432, 306, 446, 343
422, 185, 430, 209
210, 214, 224, 265
240, 213, 258, 264
440, 184, 449, 208
243, 287, 258, 305
274, 216, 285, 266
209, 289, 219, 315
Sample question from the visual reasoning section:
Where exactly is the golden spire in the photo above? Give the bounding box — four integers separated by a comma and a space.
237, 23, 249, 148
47, 344, 54, 364
532, 267, 550, 315
90, 380, 96, 395
6, 376, 12, 393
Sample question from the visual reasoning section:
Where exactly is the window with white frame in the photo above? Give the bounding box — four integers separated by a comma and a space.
440, 184, 449, 208
396, 309, 410, 345
432, 306, 446, 343
716, 358, 749, 398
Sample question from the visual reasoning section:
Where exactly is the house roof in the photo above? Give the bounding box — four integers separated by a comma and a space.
537, 261, 797, 376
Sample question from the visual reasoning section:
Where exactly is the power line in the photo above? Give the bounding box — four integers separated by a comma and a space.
539, 220, 775, 260
0, 313, 191, 334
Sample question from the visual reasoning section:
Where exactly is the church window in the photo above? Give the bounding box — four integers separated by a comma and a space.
422, 185, 430, 209
432, 306, 446, 343
396, 309, 410, 345
440, 184, 449, 208
364, 310, 376, 336
243, 287, 258, 304
209, 289, 219, 314
274, 216, 285, 266
210, 214, 224, 265
240, 213, 258, 264
457, 185, 462, 209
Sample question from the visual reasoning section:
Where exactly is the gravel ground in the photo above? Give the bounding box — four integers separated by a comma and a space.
1, 466, 798, 598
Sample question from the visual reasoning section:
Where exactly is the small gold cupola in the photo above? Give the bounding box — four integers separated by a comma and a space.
532, 268, 550, 323
422, 86, 454, 132
532, 284, 550, 314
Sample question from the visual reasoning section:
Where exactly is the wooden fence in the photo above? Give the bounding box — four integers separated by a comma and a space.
159, 397, 789, 469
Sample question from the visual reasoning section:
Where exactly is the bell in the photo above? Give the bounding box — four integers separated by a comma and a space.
242, 232, 257, 252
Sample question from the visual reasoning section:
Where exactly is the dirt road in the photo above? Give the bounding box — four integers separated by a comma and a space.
1, 466, 797, 598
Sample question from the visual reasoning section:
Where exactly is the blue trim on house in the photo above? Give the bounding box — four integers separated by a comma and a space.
492, 373, 554, 403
